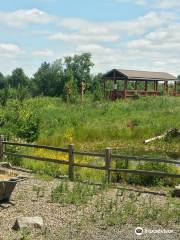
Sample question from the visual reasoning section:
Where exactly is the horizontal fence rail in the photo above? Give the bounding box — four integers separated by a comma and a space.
110, 168, 180, 178
4, 152, 70, 165
112, 154, 180, 165
0, 136, 180, 182
3, 141, 69, 153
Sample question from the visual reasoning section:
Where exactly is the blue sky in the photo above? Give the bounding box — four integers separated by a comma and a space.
0, 0, 180, 76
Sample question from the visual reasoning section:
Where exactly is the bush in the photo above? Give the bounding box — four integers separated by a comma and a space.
127, 162, 179, 186
0, 100, 40, 142
17, 112, 40, 142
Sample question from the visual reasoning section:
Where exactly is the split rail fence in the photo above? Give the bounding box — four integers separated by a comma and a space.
0, 136, 180, 181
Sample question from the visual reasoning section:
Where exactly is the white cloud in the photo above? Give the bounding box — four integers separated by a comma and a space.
122, 23, 180, 75
49, 32, 119, 43
0, 7, 179, 76
127, 23, 180, 51
0, 8, 55, 27
74, 20, 180, 76
115, 0, 180, 9
155, 0, 180, 9
0, 43, 24, 74
0, 43, 23, 57
58, 11, 174, 34
150, 0, 180, 9
32, 49, 54, 57
76, 44, 113, 54
114, 0, 146, 5
75, 44, 118, 72
49, 11, 175, 45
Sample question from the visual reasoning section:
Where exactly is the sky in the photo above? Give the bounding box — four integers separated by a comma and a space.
0, 0, 180, 76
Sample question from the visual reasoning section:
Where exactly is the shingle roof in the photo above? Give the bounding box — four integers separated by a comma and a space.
118, 69, 177, 80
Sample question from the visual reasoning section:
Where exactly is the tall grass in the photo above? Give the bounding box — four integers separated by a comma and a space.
3, 96, 180, 185
22, 96, 180, 153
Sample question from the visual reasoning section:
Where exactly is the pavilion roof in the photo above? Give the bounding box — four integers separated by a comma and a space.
104, 69, 177, 81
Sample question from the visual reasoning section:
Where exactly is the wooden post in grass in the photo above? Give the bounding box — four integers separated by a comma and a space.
0, 135, 4, 161
68, 144, 74, 181
105, 147, 112, 182
81, 82, 86, 103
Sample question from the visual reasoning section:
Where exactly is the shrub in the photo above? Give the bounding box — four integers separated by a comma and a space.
17, 112, 40, 142
127, 162, 179, 186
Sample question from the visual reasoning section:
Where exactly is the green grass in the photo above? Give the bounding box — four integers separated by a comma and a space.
2, 96, 180, 151
89, 190, 180, 228
51, 181, 107, 205
24, 96, 180, 152
2, 96, 180, 185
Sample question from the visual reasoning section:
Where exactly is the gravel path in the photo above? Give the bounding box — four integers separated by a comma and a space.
0, 169, 179, 240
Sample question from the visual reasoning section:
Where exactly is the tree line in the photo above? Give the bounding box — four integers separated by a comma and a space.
0, 53, 103, 106
0, 52, 180, 107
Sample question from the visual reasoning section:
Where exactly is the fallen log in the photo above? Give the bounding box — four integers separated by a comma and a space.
144, 128, 180, 144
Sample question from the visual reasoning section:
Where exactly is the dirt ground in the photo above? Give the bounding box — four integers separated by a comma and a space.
0, 169, 179, 240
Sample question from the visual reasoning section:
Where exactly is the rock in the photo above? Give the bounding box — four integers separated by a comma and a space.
13, 216, 44, 230
172, 185, 180, 197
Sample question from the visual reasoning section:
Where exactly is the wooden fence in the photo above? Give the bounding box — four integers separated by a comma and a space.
0, 136, 180, 182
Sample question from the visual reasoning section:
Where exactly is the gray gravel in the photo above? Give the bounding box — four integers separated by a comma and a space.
0, 170, 179, 240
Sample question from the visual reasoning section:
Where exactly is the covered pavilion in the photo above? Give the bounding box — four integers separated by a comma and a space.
102, 69, 179, 100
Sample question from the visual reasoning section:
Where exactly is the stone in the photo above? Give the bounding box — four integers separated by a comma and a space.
13, 216, 44, 230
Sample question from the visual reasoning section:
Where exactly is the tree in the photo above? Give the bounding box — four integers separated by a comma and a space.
8, 68, 28, 88
0, 88, 9, 106
64, 53, 94, 91
63, 69, 78, 103
33, 61, 64, 96
16, 85, 31, 102
0, 72, 6, 89
90, 73, 104, 101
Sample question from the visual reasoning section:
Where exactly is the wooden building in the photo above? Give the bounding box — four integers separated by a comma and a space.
103, 69, 179, 100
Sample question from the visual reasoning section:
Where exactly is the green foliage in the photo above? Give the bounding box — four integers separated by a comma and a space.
63, 70, 78, 103
0, 96, 179, 186
0, 88, 9, 106
33, 61, 64, 96
32, 53, 94, 99
8, 68, 28, 88
64, 53, 94, 90
30, 96, 180, 148
90, 191, 180, 228
92, 74, 104, 101
16, 110, 40, 142
0, 53, 95, 104
0, 100, 40, 142
51, 181, 103, 205
127, 162, 179, 186
0, 72, 6, 89
5, 144, 23, 166
16, 85, 31, 102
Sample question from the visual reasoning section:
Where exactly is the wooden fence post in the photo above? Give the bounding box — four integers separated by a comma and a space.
68, 144, 74, 181
105, 147, 112, 182
0, 135, 4, 161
